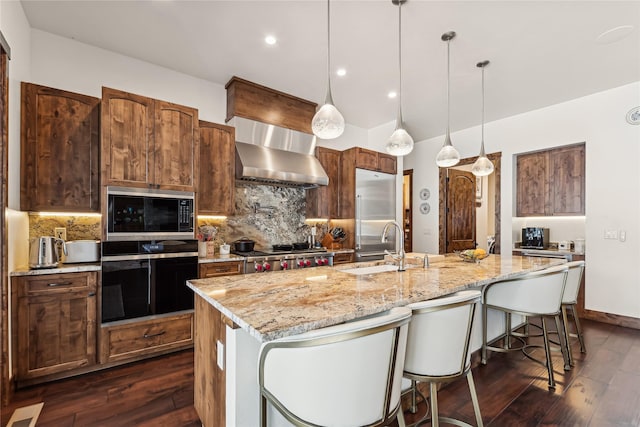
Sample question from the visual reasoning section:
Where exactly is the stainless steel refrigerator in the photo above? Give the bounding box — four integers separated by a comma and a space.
354, 168, 397, 262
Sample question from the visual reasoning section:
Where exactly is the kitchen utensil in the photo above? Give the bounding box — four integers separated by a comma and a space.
233, 237, 255, 252
293, 242, 309, 250
29, 236, 67, 269
62, 240, 100, 263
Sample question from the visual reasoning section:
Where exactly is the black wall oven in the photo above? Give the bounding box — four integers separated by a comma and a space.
101, 240, 198, 323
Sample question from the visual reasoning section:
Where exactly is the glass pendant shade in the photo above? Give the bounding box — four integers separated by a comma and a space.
386, 126, 414, 156
312, 100, 345, 139
386, 0, 414, 157
312, 0, 344, 140
436, 31, 460, 168
471, 60, 494, 177
436, 135, 460, 167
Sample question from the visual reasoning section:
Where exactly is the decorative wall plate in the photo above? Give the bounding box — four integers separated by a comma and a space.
419, 188, 430, 200
420, 202, 430, 214
626, 106, 640, 125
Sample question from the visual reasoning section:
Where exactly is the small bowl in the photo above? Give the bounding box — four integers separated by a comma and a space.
457, 251, 489, 263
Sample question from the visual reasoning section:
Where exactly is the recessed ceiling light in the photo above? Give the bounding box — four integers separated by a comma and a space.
336, 68, 346, 77
388, 91, 397, 99
265, 35, 277, 45
596, 25, 634, 44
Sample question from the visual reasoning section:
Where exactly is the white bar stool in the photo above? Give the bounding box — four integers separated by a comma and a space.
403, 290, 483, 427
258, 306, 412, 427
559, 260, 587, 366
481, 265, 569, 389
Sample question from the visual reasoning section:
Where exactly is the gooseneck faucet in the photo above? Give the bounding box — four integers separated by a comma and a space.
382, 221, 406, 271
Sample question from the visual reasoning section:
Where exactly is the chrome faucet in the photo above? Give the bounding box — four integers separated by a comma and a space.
382, 221, 406, 271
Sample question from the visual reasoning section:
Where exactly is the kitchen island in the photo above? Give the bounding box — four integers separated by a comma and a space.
186, 254, 563, 427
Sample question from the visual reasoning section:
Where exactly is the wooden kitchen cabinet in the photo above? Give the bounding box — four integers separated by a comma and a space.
516, 143, 584, 216
306, 146, 341, 219
101, 87, 198, 191
199, 261, 243, 278
353, 147, 397, 175
332, 252, 354, 264
197, 121, 235, 215
20, 82, 100, 212
12, 271, 98, 385
99, 312, 193, 364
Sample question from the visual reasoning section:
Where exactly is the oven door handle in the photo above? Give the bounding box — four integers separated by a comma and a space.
102, 252, 198, 262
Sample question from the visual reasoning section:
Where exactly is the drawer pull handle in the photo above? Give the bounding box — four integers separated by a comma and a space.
143, 331, 166, 339
88, 292, 96, 297
47, 282, 71, 287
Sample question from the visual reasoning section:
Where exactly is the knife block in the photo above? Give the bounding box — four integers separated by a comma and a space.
322, 234, 342, 249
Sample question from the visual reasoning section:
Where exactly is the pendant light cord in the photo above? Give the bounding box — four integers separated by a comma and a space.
325, 0, 333, 104
396, 1, 403, 127
481, 65, 485, 148
446, 38, 451, 136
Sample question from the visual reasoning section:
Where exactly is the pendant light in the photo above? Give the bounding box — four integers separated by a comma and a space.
435, 31, 460, 168
385, 0, 414, 157
471, 60, 495, 177
311, 0, 345, 140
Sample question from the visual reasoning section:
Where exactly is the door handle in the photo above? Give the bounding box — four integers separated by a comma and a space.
47, 282, 71, 287
143, 331, 166, 339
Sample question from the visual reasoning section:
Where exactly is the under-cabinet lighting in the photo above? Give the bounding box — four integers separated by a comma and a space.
305, 218, 329, 222
515, 216, 585, 220
31, 212, 102, 217
198, 215, 227, 220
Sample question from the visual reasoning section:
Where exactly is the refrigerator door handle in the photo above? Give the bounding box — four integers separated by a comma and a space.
356, 194, 362, 250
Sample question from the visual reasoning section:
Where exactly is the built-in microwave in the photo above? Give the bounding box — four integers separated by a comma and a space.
106, 186, 194, 241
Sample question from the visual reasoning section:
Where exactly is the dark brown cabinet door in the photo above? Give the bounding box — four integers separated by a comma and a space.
378, 153, 397, 174
516, 151, 549, 216
101, 87, 154, 188
154, 100, 198, 191
516, 143, 584, 216
446, 169, 477, 252
198, 121, 235, 215
306, 146, 341, 219
14, 272, 97, 383
354, 147, 379, 171
550, 144, 585, 215
21, 83, 100, 211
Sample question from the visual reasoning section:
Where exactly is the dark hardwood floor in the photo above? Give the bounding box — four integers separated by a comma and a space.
2, 318, 640, 426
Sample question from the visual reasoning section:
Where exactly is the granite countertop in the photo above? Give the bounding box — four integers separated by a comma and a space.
512, 248, 585, 256
198, 254, 245, 264
187, 254, 564, 343
11, 263, 102, 276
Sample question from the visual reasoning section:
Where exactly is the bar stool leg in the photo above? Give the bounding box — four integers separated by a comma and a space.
481, 304, 488, 365
541, 317, 556, 389
555, 313, 571, 370
466, 371, 484, 427
571, 304, 587, 353
410, 380, 418, 414
430, 382, 439, 427
561, 305, 574, 367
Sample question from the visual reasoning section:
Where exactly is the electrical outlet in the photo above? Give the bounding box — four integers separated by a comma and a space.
54, 227, 67, 241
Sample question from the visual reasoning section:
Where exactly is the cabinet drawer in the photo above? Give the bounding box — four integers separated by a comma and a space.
21, 272, 95, 295
101, 313, 193, 363
199, 261, 243, 278
333, 253, 353, 264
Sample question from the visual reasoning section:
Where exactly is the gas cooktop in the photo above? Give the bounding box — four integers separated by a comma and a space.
232, 248, 328, 257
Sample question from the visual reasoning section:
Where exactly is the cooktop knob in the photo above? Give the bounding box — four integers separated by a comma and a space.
297, 259, 305, 268
263, 263, 271, 271
304, 259, 312, 267
281, 261, 289, 270
255, 262, 263, 272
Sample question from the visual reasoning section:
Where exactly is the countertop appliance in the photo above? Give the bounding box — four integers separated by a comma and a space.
101, 239, 198, 323
62, 240, 100, 263
106, 186, 194, 241
521, 227, 550, 249
355, 169, 396, 262
29, 236, 67, 269
232, 247, 334, 273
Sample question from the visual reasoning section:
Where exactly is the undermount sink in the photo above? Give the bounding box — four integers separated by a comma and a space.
341, 264, 400, 275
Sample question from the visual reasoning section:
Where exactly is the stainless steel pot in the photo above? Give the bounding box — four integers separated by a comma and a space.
29, 236, 67, 269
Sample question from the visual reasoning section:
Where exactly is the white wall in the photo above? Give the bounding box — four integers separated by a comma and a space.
30, 30, 227, 125
405, 81, 640, 318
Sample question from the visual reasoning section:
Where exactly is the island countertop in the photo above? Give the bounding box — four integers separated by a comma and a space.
186, 254, 563, 343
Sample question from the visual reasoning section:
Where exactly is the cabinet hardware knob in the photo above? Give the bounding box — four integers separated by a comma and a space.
143, 331, 166, 339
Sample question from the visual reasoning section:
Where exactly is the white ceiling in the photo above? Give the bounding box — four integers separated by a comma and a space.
20, 0, 640, 142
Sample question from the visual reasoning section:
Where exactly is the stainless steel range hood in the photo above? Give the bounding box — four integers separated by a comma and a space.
230, 117, 329, 188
